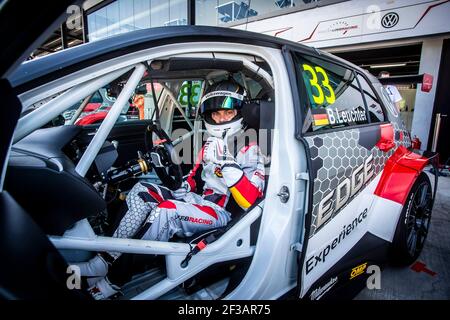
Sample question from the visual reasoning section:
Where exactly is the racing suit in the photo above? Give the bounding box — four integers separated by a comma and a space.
111, 134, 266, 249
80, 132, 266, 277
79, 132, 266, 298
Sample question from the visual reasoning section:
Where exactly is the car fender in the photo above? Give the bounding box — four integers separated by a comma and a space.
374, 146, 436, 205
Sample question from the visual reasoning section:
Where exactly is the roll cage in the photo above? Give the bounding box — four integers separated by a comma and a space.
11, 44, 279, 300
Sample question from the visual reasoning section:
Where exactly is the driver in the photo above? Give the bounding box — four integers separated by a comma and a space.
76, 79, 266, 299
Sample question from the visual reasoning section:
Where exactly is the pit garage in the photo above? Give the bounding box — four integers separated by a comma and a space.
334, 44, 422, 132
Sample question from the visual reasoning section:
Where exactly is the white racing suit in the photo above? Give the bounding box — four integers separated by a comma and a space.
79, 133, 266, 299
113, 135, 266, 247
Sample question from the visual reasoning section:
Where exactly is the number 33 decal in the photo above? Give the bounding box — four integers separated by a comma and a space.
302, 64, 336, 105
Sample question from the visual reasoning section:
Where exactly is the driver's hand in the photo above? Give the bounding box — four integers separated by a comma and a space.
172, 181, 190, 200
203, 137, 219, 164
203, 137, 236, 167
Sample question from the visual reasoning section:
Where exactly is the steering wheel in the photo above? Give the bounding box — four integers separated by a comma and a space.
145, 124, 183, 190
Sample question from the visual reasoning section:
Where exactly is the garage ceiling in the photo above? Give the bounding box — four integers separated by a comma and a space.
334, 44, 422, 77
30, 25, 84, 59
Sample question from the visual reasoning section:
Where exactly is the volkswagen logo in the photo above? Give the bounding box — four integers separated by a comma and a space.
381, 12, 399, 28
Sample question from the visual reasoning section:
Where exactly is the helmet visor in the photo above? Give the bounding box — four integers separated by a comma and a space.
200, 91, 245, 114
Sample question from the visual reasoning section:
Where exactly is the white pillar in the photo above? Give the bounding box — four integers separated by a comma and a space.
411, 38, 444, 150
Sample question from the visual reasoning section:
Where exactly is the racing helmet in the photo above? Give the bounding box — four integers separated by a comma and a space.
200, 80, 247, 138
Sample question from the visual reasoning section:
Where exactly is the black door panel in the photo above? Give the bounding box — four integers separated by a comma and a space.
0, 191, 89, 300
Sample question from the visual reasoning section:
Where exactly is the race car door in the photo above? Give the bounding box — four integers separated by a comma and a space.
288, 51, 395, 300
0, 0, 90, 299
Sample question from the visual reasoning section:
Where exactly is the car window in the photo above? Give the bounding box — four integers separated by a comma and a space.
378, 85, 400, 118
176, 80, 203, 120
293, 53, 369, 134
356, 74, 386, 123
62, 84, 163, 126
129, 83, 163, 122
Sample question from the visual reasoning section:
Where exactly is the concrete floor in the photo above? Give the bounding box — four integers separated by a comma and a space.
355, 175, 450, 300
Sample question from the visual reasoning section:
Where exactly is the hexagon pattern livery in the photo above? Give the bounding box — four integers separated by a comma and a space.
306, 122, 411, 236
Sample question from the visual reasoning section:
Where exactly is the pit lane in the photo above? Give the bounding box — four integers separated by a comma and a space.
355, 175, 450, 299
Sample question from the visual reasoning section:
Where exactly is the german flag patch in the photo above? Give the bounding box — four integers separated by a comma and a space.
312, 109, 330, 127
214, 167, 223, 178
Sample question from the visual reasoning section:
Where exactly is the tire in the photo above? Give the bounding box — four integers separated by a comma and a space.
390, 173, 433, 266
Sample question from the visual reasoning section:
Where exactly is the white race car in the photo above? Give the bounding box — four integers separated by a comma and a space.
0, 4, 438, 301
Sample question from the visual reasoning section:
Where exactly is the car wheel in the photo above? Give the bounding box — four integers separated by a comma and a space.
390, 173, 433, 266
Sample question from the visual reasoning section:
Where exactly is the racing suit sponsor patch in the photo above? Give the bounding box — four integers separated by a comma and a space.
214, 166, 223, 177
178, 215, 213, 225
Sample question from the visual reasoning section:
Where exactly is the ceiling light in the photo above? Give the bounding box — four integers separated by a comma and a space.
368, 63, 407, 69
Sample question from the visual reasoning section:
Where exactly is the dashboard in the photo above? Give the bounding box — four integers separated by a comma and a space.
5, 125, 108, 235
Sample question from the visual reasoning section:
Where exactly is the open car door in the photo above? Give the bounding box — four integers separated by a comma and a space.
0, 0, 91, 299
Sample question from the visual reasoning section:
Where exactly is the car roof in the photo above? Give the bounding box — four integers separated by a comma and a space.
9, 25, 322, 93
11, 26, 377, 93
318, 50, 380, 83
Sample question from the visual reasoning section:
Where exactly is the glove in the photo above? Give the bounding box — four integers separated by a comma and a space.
88, 278, 120, 300
203, 137, 237, 168
172, 180, 190, 200
74, 254, 109, 277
